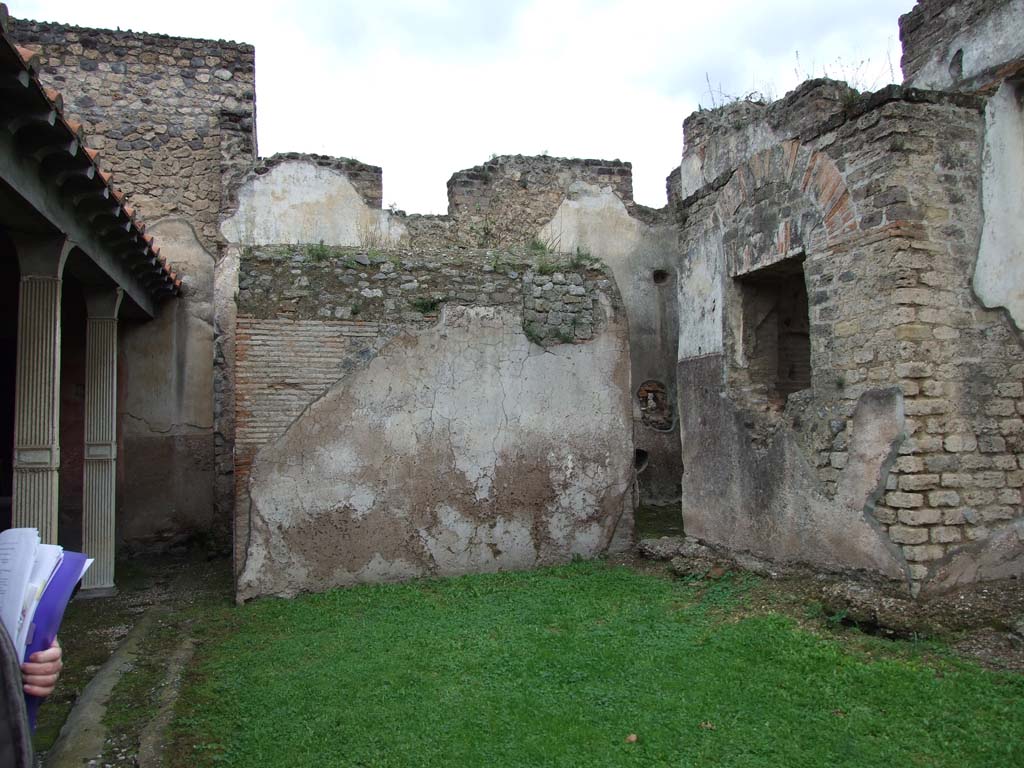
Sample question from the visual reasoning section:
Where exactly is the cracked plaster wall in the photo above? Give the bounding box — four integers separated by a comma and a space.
119, 218, 215, 550
237, 301, 633, 600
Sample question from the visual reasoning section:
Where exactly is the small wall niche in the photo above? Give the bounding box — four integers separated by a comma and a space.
637, 380, 674, 430
736, 257, 811, 406
948, 48, 964, 82
634, 449, 650, 472
652, 269, 670, 285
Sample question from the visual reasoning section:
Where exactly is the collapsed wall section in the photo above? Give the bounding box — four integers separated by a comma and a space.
675, 81, 1023, 594
233, 244, 633, 600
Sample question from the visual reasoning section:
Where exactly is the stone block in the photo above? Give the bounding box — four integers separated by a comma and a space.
962, 488, 999, 506
902, 544, 945, 562
925, 454, 959, 472
889, 525, 928, 544
996, 488, 1022, 505
928, 490, 960, 507
943, 433, 977, 452
896, 362, 932, 379
973, 471, 1006, 488
980, 506, 1017, 522
899, 474, 939, 491
886, 491, 924, 508
897, 508, 943, 526
895, 456, 925, 473
930, 526, 962, 544
978, 435, 1006, 453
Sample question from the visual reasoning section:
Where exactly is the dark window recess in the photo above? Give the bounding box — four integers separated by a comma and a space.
637, 380, 674, 430
652, 269, 670, 285
634, 449, 649, 472
737, 258, 811, 407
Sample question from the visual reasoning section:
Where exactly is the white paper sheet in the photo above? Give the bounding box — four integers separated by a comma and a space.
0, 528, 40, 644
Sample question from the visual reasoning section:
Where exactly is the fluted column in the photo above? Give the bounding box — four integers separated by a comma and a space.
81, 289, 123, 592
12, 237, 72, 545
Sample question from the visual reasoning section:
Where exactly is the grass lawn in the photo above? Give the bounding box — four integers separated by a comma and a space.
169, 561, 1024, 767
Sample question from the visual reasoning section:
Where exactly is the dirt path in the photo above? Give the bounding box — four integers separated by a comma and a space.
36, 553, 232, 768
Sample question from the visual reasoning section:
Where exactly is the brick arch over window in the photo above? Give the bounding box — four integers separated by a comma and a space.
713, 141, 857, 278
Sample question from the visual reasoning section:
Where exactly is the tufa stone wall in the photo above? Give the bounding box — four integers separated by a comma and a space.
233, 244, 633, 599
675, 79, 1023, 595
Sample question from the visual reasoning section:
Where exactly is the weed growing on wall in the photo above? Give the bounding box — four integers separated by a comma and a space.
306, 240, 330, 261
409, 297, 443, 315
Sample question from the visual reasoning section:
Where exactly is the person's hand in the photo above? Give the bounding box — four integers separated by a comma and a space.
21, 638, 62, 697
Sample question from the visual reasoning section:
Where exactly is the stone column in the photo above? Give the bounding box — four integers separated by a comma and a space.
81, 289, 123, 592
12, 237, 71, 544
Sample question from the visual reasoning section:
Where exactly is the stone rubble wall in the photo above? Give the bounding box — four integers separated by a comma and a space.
9, 18, 257, 552
233, 244, 633, 599
434, 154, 662, 248
675, 79, 1023, 595
9, 18, 256, 252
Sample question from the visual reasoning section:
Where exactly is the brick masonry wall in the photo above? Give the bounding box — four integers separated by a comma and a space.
678, 83, 1023, 591
9, 17, 256, 253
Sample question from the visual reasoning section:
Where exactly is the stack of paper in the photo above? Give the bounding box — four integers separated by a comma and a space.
0, 528, 92, 729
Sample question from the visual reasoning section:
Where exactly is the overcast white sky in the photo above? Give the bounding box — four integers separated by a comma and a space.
16, 0, 916, 213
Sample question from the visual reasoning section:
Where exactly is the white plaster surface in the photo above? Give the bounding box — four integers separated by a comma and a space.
535, 182, 683, 507
974, 80, 1024, 331
122, 218, 214, 433
906, 0, 1024, 89
220, 161, 407, 247
238, 303, 633, 599
119, 218, 216, 543
677, 227, 724, 359
537, 182, 645, 261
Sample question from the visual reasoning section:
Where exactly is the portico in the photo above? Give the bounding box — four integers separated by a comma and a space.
0, 19, 180, 591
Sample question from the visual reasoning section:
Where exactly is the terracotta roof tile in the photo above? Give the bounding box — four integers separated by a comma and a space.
14, 44, 35, 66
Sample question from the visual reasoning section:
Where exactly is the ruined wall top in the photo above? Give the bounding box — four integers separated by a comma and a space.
442, 153, 669, 247
899, 0, 1024, 90
248, 153, 384, 211
447, 154, 635, 215
8, 16, 254, 50
677, 78, 982, 204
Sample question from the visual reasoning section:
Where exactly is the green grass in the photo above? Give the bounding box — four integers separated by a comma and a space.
169, 562, 1024, 768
